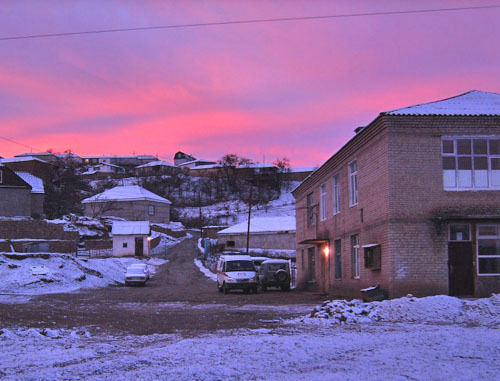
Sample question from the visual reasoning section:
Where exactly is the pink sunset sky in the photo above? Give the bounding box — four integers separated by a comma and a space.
1, 0, 499, 167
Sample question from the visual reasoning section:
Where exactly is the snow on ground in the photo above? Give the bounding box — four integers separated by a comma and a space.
194, 258, 217, 281
0, 253, 167, 295
1, 323, 499, 380
302, 294, 500, 327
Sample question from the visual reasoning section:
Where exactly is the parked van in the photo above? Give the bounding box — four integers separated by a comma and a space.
216, 255, 257, 294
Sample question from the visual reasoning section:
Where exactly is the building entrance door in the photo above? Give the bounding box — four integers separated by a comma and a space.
135, 237, 144, 257
448, 242, 474, 296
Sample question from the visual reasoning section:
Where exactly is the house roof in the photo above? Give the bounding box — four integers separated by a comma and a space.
82, 185, 171, 204
112, 221, 150, 235
385, 90, 500, 116
136, 160, 176, 168
218, 217, 296, 235
14, 172, 44, 194
0, 156, 49, 164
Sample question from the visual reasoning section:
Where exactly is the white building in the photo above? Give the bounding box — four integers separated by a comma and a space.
112, 221, 151, 257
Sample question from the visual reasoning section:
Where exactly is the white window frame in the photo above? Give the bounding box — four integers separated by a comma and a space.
148, 205, 155, 216
351, 234, 360, 279
332, 174, 340, 215
348, 160, 358, 206
319, 184, 327, 221
476, 224, 500, 276
442, 136, 500, 191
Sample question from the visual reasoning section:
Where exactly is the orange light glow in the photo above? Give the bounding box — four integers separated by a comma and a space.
323, 246, 329, 257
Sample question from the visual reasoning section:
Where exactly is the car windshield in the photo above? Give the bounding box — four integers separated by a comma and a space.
226, 260, 255, 272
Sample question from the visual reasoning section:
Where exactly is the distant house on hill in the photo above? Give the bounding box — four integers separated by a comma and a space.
82, 185, 171, 223
217, 216, 296, 258
173, 151, 196, 166
135, 160, 178, 176
112, 221, 151, 257
0, 156, 52, 182
82, 155, 156, 169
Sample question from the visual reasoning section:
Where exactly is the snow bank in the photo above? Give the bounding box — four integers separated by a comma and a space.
194, 258, 217, 281
305, 294, 500, 326
0, 253, 167, 295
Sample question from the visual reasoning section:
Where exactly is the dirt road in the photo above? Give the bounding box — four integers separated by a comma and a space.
0, 234, 324, 335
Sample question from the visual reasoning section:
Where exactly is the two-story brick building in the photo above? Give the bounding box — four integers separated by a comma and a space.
293, 90, 500, 298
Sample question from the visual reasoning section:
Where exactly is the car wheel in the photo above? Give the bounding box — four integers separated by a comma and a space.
222, 282, 229, 294
253, 286, 259, 294
218, 282, 223, 293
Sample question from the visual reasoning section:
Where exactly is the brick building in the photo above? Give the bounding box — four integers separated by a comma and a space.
293, 90, 500, 298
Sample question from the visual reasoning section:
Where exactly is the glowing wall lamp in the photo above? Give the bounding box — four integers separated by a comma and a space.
323, 245, 330, 257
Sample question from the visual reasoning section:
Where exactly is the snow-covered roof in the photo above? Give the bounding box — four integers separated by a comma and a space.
190, 164, 222, 170
112, 221, 150, 235
14, 172, 44, 194
136, 160, 176, 168
218, 217, 296, 235
288, 167, 317, 173
0, 156, 49, 164
82, 185, 171, 204
238, 163, 275, 169
385, 90, 500, 116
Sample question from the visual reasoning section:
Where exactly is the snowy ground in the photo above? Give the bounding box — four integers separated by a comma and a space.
0, 253, 167, 295
1, 323, 499, 380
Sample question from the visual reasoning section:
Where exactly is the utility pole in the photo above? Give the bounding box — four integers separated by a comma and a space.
245, 187, 253, 255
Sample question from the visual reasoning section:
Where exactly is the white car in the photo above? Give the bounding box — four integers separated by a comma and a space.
129, 263, 150, 280
216, 255, 258, 294
125, 265, 148, 286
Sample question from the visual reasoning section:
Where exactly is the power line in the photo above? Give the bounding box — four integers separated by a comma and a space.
0, 136, 43, 152
0, 5, 499, 42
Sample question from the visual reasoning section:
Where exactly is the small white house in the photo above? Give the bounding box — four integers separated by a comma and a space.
112, 221, 151, 257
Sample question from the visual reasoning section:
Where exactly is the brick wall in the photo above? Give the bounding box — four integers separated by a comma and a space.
218, 232, 296, 251
0, 188, 32, 217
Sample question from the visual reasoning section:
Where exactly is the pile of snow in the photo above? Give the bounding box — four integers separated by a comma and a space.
45, 214, 114, 238
0, 253, 167, 295
152, 221, 185, 231
306, 294, 500, 326
194, 258, 217, 281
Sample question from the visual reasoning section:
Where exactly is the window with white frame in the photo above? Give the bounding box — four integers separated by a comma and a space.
351, 234, 360, 278
148, 205, 155, 216
306, 193, 315, 227
477, 225, 500, 275
332, 174, 340, 215
348, 161, 358, 206
442, 137, 500, 190
320, 184, 327, 221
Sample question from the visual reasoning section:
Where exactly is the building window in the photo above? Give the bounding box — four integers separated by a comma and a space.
477, 225, 500, 275
123, 243, 128, 248
226, 240, 235, 247
442, 137, 500, 190
0, 169, 2, 184
148, 205, 155, 216
334, 239, 342, 280
306, 193, 315, 227
319, 184, 327, 221
351, 234, 360, 279
307, 247, 316, 281
348, 161, 358, 206
332, 175, 340, 215
449, 224, 471, 241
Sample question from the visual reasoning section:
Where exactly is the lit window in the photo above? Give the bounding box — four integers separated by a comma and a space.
442, 137, 500, 190
320, 184, 327, 221
477, 225, 500, 275
332, 175, 340, 215
348, 161, 358, 206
